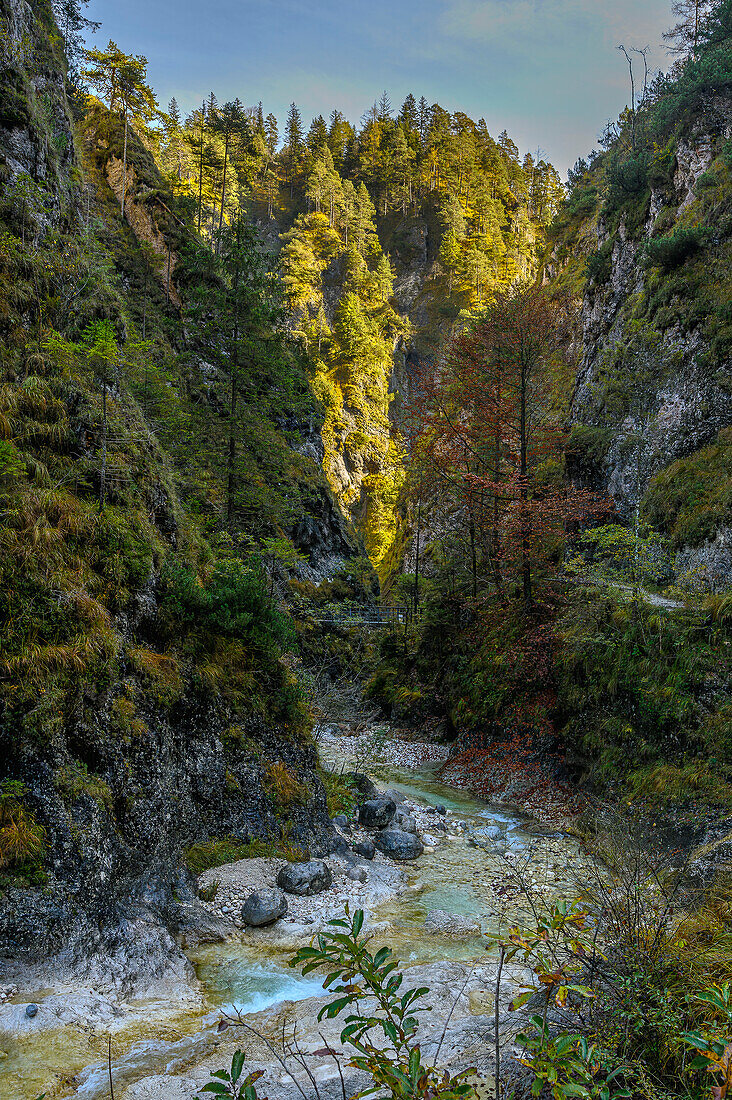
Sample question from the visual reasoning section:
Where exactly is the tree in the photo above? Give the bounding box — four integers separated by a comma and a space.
285, 102, 304, 196
188, 215, 292, 524
83, 41, 158, 219
399, 92, 418, 132
663, 0, 713, 56
264, 112, 279, 155
52, 0, 100, 83
211, 98, 245, 249
410, 287, 600, 607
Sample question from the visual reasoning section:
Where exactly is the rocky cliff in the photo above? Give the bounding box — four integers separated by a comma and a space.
552, 80, 732, 590
0, 0, 362, 980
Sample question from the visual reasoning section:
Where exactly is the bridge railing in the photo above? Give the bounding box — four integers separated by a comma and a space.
312, 603, 422, 629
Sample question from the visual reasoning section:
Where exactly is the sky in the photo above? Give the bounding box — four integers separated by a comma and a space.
85, 0, 675, 177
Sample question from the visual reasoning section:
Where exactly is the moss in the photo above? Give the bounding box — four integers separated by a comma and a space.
643, 431, 732, 547
183, 834, 309, 875
55, 762, 113, 814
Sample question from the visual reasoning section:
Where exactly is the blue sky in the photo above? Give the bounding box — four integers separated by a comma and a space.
86, 0, 675, 177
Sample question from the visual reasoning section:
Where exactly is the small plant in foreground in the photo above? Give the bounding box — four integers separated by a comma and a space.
515, 1020, 632, 1100
682, 982, 732, 1099
200, 1051, 264, 1098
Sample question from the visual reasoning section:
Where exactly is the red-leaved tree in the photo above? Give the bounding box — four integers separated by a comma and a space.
408, 285, 605, 608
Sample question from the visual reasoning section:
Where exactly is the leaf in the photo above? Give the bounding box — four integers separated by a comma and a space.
230, 1050, 245, 1083
200, 1085, 231, 1096
510, 990, 534, 1011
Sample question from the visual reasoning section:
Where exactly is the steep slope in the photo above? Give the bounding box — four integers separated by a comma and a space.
550, 14, 732, 591
0, 0, 361, 977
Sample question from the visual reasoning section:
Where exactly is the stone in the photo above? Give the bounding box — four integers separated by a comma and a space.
358, 797, 396, 830
241, 888, 288, 927
25, 1003, 38, 1018
382, 788, 406, 805
376, 829, 424, 861
395, 811, 417, 834
422, 833, 441, 847
347, 772, 377, 799
332, 814, 351, 830
353, 838, 375, 860
428, 804, 447, 815
424, 910, 480, 936
346, 866, 367, 883
276, 860, 332, 896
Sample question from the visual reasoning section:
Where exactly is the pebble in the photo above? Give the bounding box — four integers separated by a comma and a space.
25, 1004, 38, 1018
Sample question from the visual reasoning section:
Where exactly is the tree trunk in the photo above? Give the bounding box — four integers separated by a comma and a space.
519, 360, 532, 610
121, 111, 128, 221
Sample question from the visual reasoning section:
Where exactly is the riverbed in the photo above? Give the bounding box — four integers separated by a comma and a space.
0, 743, 592, 1099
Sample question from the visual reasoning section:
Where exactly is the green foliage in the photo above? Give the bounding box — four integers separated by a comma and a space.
319, 768, 357, 817
183, 833, 309, 875
570, 524, 672, 588
291, 908, 475, 1098
557, 587, 732, 782
0, 780, 45, 882
644, 225, 708, 269
200, 1051, 263, 1098
516, 1022, 632, 1100
54, 762, 113, 813
643, 430, 732, 548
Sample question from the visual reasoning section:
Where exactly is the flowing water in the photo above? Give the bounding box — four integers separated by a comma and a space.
0, 754, 589, 1099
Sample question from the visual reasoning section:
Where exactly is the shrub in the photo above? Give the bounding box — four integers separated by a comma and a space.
644, 225, 707, 270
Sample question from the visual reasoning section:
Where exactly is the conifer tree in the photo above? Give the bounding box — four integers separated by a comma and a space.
285, 102, 304, 197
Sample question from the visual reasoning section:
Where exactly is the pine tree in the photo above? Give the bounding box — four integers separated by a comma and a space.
399, 93, 418, 132
285, 102, 304, 196
83, 41, 158, 220
264, 113, 279, 155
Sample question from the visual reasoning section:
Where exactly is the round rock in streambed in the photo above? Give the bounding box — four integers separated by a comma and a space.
424, 910, 480, 936
25, 1003, 38, 1018
395, 811, 417, 834
353, 838, 375, 860
346, 866, 367, 883
376, 828, 424, 861
468, 825, 504, 850
241, 888, 288, 926
427, 804, 447, 815
276, 859, 332, 896
358, 797, 396, 830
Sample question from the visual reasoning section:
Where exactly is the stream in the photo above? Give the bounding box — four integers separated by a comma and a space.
0, 751, 589, 1099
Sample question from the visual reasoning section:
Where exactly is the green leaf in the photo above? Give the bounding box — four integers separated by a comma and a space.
230, 1050, 245, 1083
200, 1085, 231, 1095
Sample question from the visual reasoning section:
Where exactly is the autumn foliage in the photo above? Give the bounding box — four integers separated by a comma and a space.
408, 284, 607, 607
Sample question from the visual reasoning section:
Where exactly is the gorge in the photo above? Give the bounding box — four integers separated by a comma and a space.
2, 0, 732, 1096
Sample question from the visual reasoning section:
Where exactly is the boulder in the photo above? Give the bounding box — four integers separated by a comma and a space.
348, 772, 377, 799
424, 910, 480, 936
376, 829, 424, 861
468, 825, 505, 851
353, 838, 375, 860
241, 889, 288, 927
395, 811, 417, 834
332, 814, 351, 831
346, 866, 367, 883
427, 804, 447, 815
276, 860, 332, 896
358, 797, 396, 830
383, 788, 406, 805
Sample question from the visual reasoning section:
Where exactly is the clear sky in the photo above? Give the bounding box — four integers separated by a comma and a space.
85, 0, 675, 177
